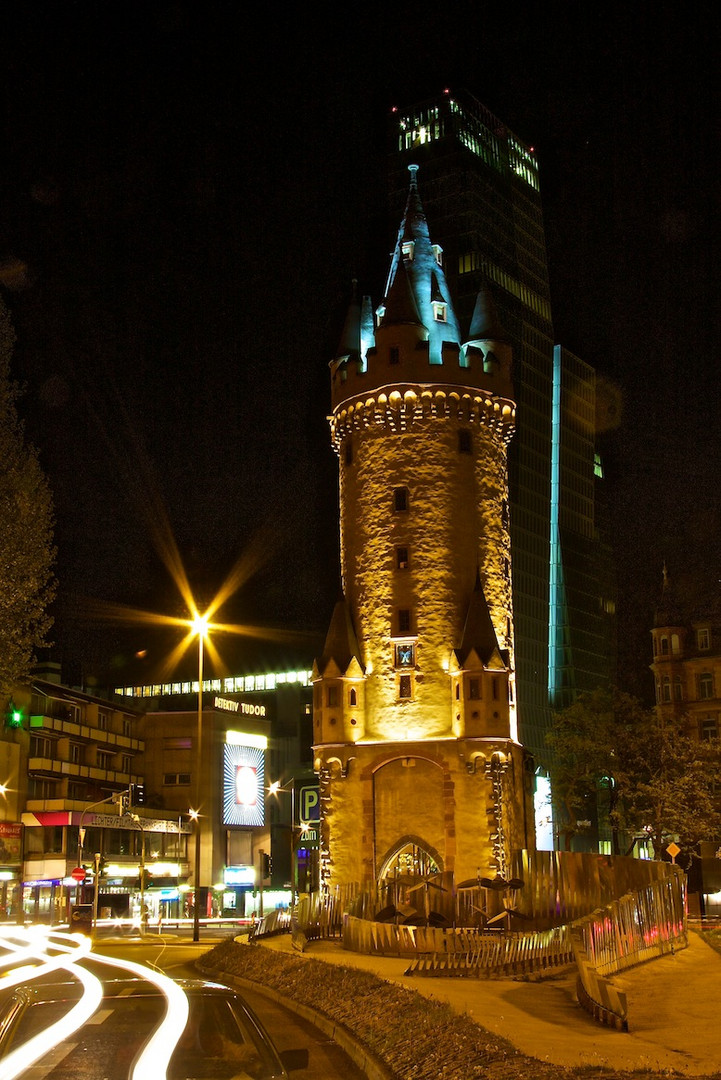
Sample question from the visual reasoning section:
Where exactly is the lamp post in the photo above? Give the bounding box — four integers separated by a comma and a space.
191, 612, 209, 943
268, 779, 300, 921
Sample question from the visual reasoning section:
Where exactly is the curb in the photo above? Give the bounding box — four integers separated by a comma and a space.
196, 960, 395, 1080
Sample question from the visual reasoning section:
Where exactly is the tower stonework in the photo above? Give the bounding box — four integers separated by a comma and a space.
313, 167, 534, 892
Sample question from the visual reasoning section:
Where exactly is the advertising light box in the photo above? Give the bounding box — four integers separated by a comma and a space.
222, 742, 265, 827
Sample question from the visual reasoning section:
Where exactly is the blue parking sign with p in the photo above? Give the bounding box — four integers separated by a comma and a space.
299, 785, 319, 822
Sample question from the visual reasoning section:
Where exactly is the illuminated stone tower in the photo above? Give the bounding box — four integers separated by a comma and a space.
313, 167, 534, 892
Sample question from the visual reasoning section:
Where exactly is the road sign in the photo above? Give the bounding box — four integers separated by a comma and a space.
299, 785, 319, 822
71, 867, 86, 883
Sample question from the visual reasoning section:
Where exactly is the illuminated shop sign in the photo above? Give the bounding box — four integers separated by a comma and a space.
214, 696, 266, 717
224, 864, 256, 886
222, 741, 265, 827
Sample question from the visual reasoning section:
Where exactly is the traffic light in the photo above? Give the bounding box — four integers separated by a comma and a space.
6, 700, 23, 729
129, 783, 146, 806
262, 853, 272, 878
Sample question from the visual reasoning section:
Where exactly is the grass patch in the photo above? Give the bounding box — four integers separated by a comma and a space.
199, 938, 673, 1080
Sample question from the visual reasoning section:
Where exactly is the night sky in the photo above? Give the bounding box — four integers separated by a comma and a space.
1, 2, 719, 697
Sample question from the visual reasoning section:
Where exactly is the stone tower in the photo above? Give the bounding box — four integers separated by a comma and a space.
313, 166, 534, 893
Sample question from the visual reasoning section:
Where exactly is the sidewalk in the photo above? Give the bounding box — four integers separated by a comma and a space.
262, 931, 721, 1075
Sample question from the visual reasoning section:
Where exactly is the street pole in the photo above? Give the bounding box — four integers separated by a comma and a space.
193, 626, 204, 943
91, 852, 101, 936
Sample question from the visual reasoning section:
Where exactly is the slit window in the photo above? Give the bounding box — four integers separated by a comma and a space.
394, 487, 409, 512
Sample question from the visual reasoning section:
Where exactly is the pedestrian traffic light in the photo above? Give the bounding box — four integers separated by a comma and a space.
6, 700, 23, 729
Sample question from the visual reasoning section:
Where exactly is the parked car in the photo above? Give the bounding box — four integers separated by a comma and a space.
0, 976, 308, 1079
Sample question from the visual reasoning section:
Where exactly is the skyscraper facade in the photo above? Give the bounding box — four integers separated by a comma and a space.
388, 91, 615, 772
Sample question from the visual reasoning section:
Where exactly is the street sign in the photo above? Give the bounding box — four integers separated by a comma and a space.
71, 867, 86, 883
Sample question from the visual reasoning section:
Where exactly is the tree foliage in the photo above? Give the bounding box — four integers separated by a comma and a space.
0, 297, 56, 693
547, 687, 721, 858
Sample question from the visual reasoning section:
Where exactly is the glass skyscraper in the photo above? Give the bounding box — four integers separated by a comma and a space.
388, 91, 615, 772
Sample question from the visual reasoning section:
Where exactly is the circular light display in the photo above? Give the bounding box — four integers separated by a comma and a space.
223, 744, 265, 826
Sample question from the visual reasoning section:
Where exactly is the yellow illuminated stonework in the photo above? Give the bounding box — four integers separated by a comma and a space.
313, 168, 534, 892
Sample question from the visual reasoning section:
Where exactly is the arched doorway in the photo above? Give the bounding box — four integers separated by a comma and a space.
377, 838, 452, 925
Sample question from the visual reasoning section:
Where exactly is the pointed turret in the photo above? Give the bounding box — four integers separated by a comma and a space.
457, 568, 505, 667
318, 594, 363, 674
379, 164, 462, 365
463, 281, 513, 399
654, 563, 683, 628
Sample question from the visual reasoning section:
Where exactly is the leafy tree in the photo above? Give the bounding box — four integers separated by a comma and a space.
0, 297, 56, 693
623, 712, 721, 858
546, 687, 645, 852
547, 687, 721, 859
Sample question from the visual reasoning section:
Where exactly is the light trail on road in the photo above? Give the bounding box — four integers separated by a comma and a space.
0, 926, 190, 1080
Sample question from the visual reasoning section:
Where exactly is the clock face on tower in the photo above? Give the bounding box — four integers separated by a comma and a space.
395, 643, 415, 668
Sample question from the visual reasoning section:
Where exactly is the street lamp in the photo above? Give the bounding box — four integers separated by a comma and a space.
188, 612, 209, 942
268, 779, 308, 922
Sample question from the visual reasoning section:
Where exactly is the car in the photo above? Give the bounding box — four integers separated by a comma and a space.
0, 976, 309, 1079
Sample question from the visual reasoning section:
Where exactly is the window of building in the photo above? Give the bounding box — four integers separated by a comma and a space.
399, 674, 413, 699
395, 643, 415, 668
662, 676, 671, 702
699, 716, 719, 744
402, 241, 415, 261
68, 781, 86, 801
327, 685, 339, 707
396, 546, 409, 570
660, 637, 669, 656
97, 750, 114, 770
97, 711, 108, 731
164, 773, 191, 786
432, 244, 443, 266
492, 677, 499, 700
699, 672, 714, 700
432, 301, 447, 322
123, 718, 133, 737
389, 346, 400, 365
458, 429, 472, 454
349, 688, 357, 706
393, 487, 409, 512
700, 717, 718, 740
30, 735, 51, 758
674, 677, 683, 702
70, 743, 83, 765
698, 628, 710, 650
120, 755, 131, 773
398, 609, 411, 635
468, 677, 480, 700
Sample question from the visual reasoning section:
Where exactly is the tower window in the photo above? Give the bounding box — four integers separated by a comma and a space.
432, 301, 447, 322
468, 677, 480, 700
398, 609, 411, 634
399, 674, 413, 699
327, 686, 339, 707
402, 241, 415, 261
349, 687, 357, 706
660, 637, 669, 655
698, 628, 710, 650
662, 676, 671, 702
395, 643, 415, 668
396, 546, 409, 570
458, 429, 472, 454
393, 487, 409, 512
389, 346, 400, 365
